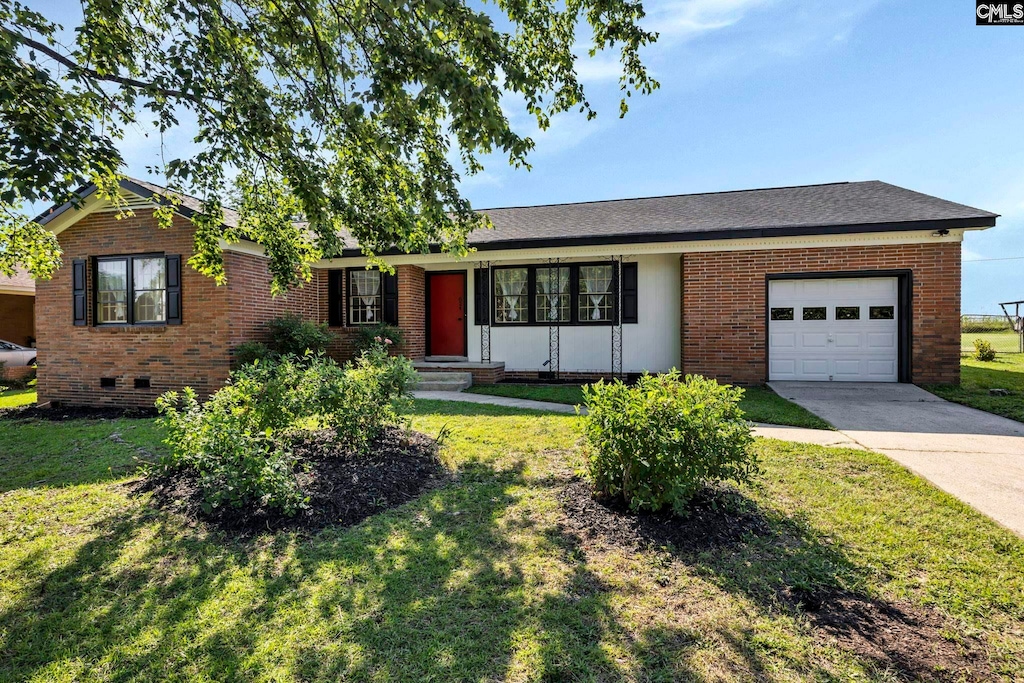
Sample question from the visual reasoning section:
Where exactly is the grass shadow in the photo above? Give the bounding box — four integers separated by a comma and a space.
558, 476, 992, 680
0, 417, 163, 492
0, 458, 715, 681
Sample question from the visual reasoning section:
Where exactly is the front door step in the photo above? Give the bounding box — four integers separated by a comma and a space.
414, 371, 473, 392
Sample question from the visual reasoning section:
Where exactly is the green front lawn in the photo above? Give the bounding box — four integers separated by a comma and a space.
0, 386, 36, 409
1, 402, 1022, 680
466, 382, 586, 405
466, 382, 832, 429
925, 354, 1024, 423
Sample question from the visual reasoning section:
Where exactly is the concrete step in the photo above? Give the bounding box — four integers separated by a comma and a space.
414, 371, 473, 392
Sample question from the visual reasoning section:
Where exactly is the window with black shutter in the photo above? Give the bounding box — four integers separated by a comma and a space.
621, 262, 638, 324
473, 268, 490, 325
72, 259, 87, 326
88, 253, 179, 326
327, 270, 345, 326
382, 271, 399, 325
346, 268, 399, 325
487, 261, 636, 326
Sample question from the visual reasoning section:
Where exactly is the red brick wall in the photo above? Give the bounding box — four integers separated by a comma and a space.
37, 213, 432, 406
680, 242, 961, 386
397, 265, 425, 360
324, 265, 426, 363
224, 250, 320, 349
0, 294, 34, 347
36, 212, 234, 407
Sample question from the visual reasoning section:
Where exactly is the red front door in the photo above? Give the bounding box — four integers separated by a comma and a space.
428, 273, 467, 357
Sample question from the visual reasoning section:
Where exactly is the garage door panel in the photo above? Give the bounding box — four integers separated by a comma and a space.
768, 277, 898, 382
800, 359, 830, 378
801, 333, 829, 348
867, 360, 897, 378
771, 332, 796, 348
834, 333, 862, 348
833, 359, 863, 378
867, 332, 896, 349
801, 280, 831, 297
770, 359, 797, 378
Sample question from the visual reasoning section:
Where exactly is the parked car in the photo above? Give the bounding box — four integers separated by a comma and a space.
0, 339, 35, 367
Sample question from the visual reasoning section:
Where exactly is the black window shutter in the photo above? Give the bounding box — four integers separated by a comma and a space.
474, 268, 490, 325
165, 255, 182, 325
382, 271, 399, 325
72, 259, 87, 326
328, 270, 345, 326
621, 262, 638, 324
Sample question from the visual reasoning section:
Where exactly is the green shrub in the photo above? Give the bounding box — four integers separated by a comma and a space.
155, 345, 417, 515
580, 371, 757, 514
354, 323, 404, 354
973, 338, 997, 362
155, 367, 307, 516
266, 314, 334, 356
232, 340, 273, 368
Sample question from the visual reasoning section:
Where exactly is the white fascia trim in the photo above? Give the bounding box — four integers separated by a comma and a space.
0, 287, 34, 296
312, 229, 967, 268
221, 239, 267, 257
41, 191, 106, 235
44, 189, 175, 235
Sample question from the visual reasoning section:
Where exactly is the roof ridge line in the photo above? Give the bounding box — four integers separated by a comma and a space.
473, 180, 863, 212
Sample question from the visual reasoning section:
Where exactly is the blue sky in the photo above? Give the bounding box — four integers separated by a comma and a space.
35, 0, 1023, 313
455, 0, 1022, 314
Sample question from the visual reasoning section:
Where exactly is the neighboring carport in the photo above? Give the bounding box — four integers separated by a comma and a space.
770, 381, 1024, 536
0, 270, 35, 347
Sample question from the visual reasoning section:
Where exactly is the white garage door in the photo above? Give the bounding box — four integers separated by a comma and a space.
768, 277, 899, 382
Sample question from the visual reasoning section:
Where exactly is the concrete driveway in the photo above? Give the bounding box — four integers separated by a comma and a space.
769, 381, 1024, 536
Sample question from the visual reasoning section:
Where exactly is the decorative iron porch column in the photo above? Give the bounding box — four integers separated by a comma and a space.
547, 258, 561, 379
611, 256, 624, 378
480, 261, 491, 363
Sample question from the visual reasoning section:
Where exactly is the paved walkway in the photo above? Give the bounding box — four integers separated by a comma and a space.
412, 390, 581, 414
770, 381, 1024, 536
411, 390, 863, 448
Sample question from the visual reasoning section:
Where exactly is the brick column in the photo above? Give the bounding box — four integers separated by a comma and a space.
396, 265, 426, 360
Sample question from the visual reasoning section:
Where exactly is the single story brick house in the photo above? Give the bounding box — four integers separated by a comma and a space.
33, 177, 996, 406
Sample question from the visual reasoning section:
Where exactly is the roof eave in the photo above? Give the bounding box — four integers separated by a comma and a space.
333, 215, 997, 258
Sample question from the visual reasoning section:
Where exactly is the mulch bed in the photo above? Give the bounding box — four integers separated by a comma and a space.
141, 426, 448, 533
558, 477, 771, 553
0, 404, 159, 420
560, 478, 993, 681
783, 587, 993, 681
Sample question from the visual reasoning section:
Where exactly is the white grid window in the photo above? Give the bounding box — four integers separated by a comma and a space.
133, 258, 166, 323
96, 257, 167, 324
578, 265, 614, 322
494, 268, 529, 323
349, 270, 382, 325
536, 267, 570, 322
97, 260, 128, 323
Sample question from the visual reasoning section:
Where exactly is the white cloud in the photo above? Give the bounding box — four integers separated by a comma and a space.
645, 0, 776, 42
573, 52, 627, 83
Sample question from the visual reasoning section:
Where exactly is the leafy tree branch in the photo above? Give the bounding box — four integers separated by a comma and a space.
0, 0, 658, 289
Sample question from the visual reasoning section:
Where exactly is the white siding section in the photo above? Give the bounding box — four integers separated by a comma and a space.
429, 254, 679, 373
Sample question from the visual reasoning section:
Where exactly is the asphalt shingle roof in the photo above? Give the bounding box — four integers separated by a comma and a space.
37, 178, 997, 253
468, 181, 997, 248
127, 179, 242, 228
